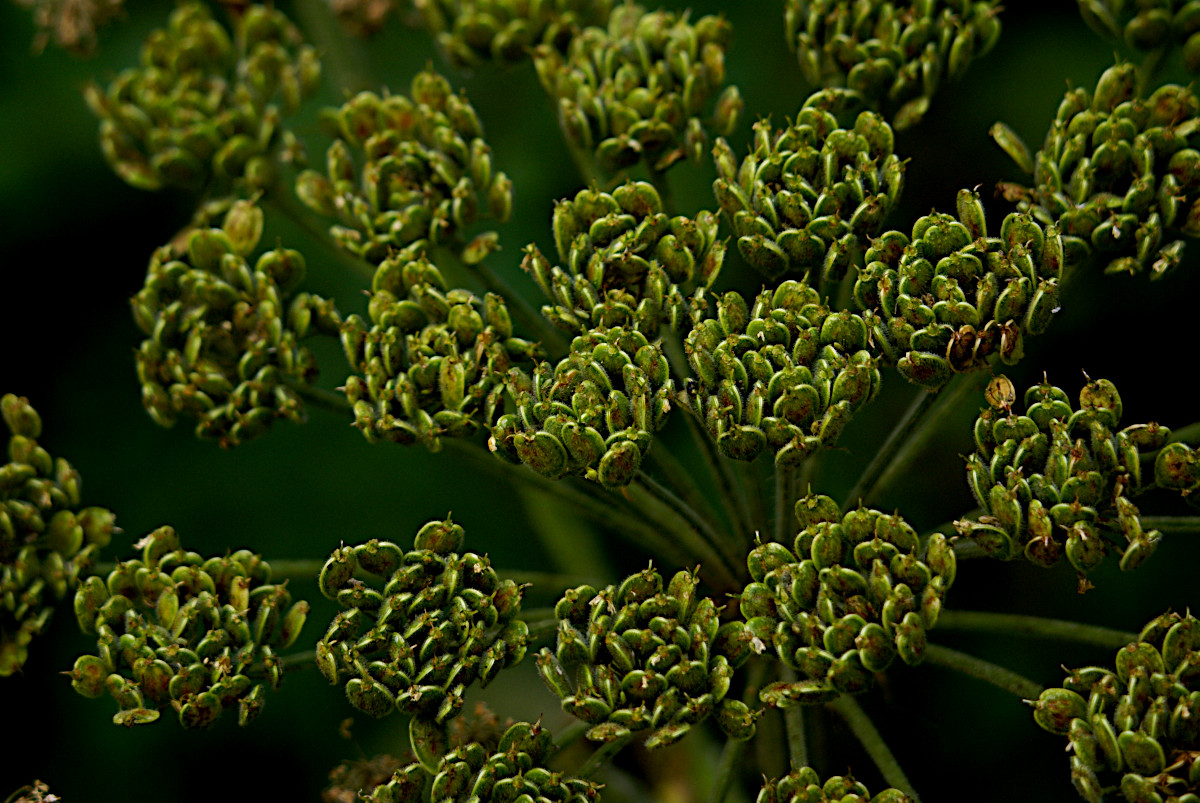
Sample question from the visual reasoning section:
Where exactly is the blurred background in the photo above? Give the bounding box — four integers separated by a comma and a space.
1, 2, 1198, 801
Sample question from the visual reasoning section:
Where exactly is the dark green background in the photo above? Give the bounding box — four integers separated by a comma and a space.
1, 3, 1197, 801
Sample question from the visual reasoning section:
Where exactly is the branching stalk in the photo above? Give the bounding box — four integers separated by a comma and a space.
924, 643, 1044, 699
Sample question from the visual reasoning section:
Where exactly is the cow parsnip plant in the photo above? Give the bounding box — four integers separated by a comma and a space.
3, 2, 1200, 803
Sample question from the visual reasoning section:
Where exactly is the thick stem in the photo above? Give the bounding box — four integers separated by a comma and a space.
935, 610, 1137, 649
1139, 515, 1200, 534
923, 643, 1045, 699
827, 696, 921, 801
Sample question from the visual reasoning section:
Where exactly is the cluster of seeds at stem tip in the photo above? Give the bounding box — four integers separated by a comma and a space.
958, 375, 1171, 589
69, 526, 308, 728
1078, 0, 1200, 74
316, 518, 529, 724
743, 495, 955, 707
490, 326, 673, 489
757, 766, 914, 803
852, 189, 1062, 389
131, 200, 341, 448
684, 281, 882, 466
1031, 610, 1200, 803
1155, 440, 1200, 506
712, 95, 903, 280
537, 565, 757, 748
0, 395, 116, 677
295, 69, 513, 267
532, 3, 741, 175
84, 2, 319, 192
783, 0, 1002, 130
995, 64, 1200, 278
523, 180, 724, 338
340, 243, 543, 450
413, 0, 614, 69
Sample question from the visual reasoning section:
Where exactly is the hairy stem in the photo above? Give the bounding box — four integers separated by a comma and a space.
936, 610, 1137, 649
827, 696, 920, 801
924, 643, 1045, 699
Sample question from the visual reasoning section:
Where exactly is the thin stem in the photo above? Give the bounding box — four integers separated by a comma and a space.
827, 696, 921, 802
923, 643, 1044, 699
1168, 422, 1200, 446
635, 471, 740, 581
780, 668, 808, 770
841, 384, 940, 510
292, 0, 374, 93
626, 478, 739, 591
774, 464, 795, 544
680, 400, 755, 545
521, 608, 560, 642
290, 382, 353, 416
278, 649, 316, 671
578, 733, 633, 779
646, 441, 731, 537
1139, 516, 1200, 534
553, 719, 591, 754
935, 610, 1136, 649
646, 166, 676, 216
266, 559, 325, 581
708, 735, 747, 803
517, 484, 611, 581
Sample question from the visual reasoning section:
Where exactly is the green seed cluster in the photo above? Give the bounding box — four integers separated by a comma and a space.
1, 395, 115, 677
340, 245, 542, 450
316, 518, 529, 723
84, 2, 319, 192
1031, 611, 1200, 803
959, 376, 1170, 585
1078, 0, 1200, 74
742, 495, 955, 707
537, 566, 756, 749
1155, 440, 1200, 506
783, 0, 1002, 129
68, 525, 308, 728
490, 327, 673, 489
852, 190, 1062, 389
523, 181, 724, 337
757, 767, 914, 803
1008, 64, 1200, 278
532, 4, 741, 174
131, 201, 341, 448
296, 69, 513, 266
712, 98, 904, 280
413, 0, 614, 69
684, 281, 882, 467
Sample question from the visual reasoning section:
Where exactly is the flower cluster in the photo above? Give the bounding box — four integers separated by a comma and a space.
68, 526, 308, 727
757, 767, 913, 803
1078, 0, 1200, 73
957, 376, 1170, 588
684, 281, 881, 466
712, 98, 904, 280
532, 4, 741, 174
84, 2, 319, 191
852, 190, 1062, 389
131, 200, 341, 447
1031, 611, 1200, 803
490, 326, 672, 488
341, 244, 541, 449
998, 64, 1200, 277
743, 496, 955, 707
296, 70, 513, 266
1, 395, 115, 677
413, 0, 614, 68
316, 518, 529, 723
783, 0, 1002, 129
523, 181, 724, 336
537, 565, 755, 748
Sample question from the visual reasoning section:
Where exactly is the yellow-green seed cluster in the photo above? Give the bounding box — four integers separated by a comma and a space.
490, 326, 673, 488
85, 3, 319, 191
852, 190, 1062, 389
1079, 0, 1200, 74
713, 98, 903, 280
684, 281, 882, 466
316, 519, 528, 723
533, 4, 741, 174
742, 496, 955, 707
1155, 440, 1200, 506
959, 377, 1169, 584
524, 181, 724, 337
69, 526, 308, 728
413, 0, 614, 68
783, 0, 1002, 129
340, 244, 542, 450
1031, 611, 1200, 803
131, 201, 341, 448
1, 395, 115, 677
537, 566, 757, 748
296, 70, 513, 266
757, 767, 914, 803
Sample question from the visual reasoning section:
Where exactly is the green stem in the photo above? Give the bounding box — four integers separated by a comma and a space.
841, 384, 939, 509
1139, 515, 1200, 534
1168, 422, 1200, 446
292, 0, 374, 93
578, 733, 633, 779
278, 649, 316, 671
290, 382, 353, 416
708, 735, 747, 803
266, 559, 325, 581
626, 477, 739, 591
646, 440, 731, 537
827, 696, 920, 802
923, 643, 1044, 699
636, 471, 740, 579
553, 719, 591, 754
678, 400, 756, 547
935, 610, 1136, 649
780, 668, 808, 770
517, 484, 611, 581
774, 464, 796, 544
646, 166, 675, 216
